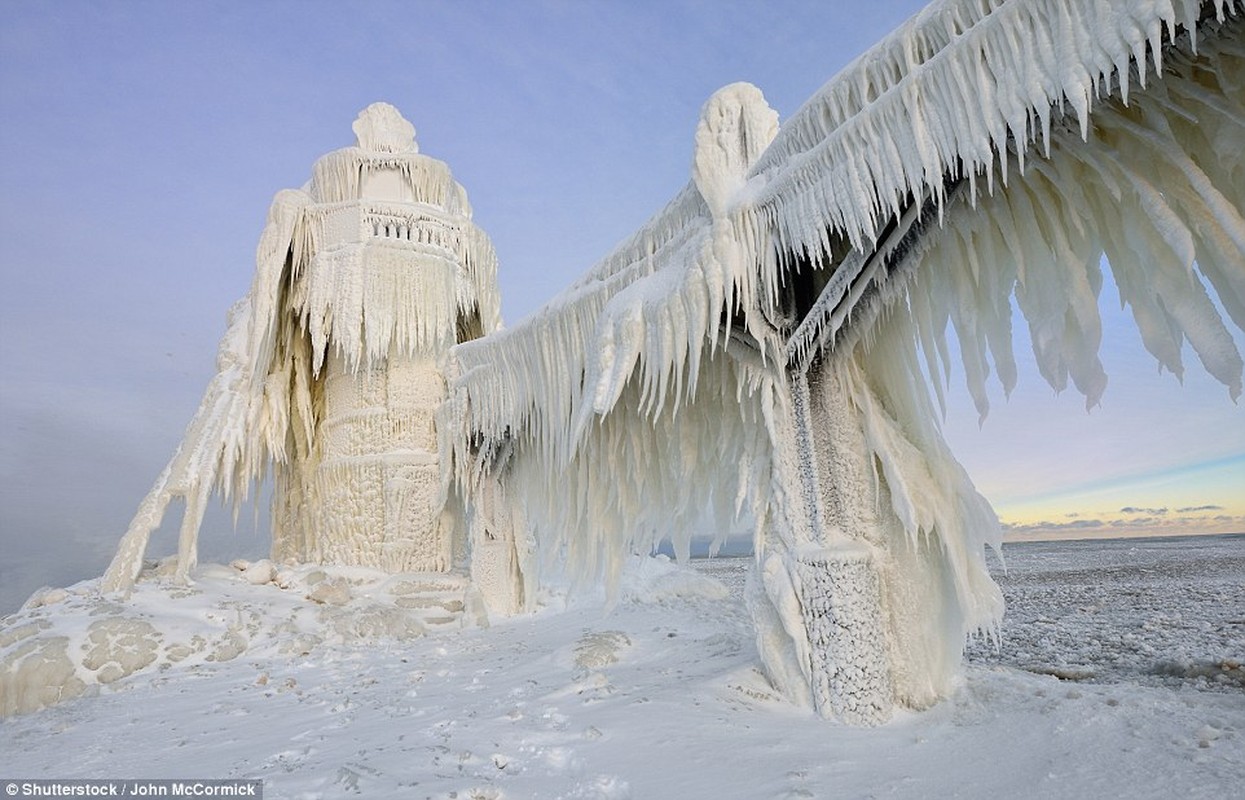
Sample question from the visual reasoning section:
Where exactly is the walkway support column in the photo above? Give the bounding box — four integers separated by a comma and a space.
750, 359, 896, 725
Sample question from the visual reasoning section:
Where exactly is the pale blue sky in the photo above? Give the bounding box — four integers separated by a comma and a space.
1, 1, 1241, 611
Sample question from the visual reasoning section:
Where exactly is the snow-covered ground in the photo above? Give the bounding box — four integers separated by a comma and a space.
2, 535, 1242, 799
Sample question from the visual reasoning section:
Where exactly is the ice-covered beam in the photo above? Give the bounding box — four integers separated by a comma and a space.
769, 3, 1242, 382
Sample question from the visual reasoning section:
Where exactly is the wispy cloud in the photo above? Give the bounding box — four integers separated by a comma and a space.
1004, 519, 1105, 535
1003, 508, 1245, 539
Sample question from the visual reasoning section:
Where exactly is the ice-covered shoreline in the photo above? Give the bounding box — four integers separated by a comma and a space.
3, 535, 1241, 798
964, 532, 1245, 693
698, 532, 1245, 693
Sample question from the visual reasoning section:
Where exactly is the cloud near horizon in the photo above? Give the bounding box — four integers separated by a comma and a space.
1003, 509, 1245, 539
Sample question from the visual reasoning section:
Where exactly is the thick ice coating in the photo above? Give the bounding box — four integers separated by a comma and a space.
75, 0, 1245, 725
103, 102, 501, 594
442, 0, 1244, 720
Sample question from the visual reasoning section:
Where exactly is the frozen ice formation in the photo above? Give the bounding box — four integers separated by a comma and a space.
101, 101, 506, 601
441, 0, 1245, 722
5, 0, 1242, 723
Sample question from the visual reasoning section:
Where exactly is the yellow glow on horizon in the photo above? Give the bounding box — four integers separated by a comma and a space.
990, 456, 1245, 539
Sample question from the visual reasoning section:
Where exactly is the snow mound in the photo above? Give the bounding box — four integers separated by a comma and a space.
572, 631, 632, 671
0, 559, 487, 717
619, 555, 730, 604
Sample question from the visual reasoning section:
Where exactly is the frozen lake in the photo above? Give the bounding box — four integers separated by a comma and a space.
694, 533, 1245, 692
963, 533, 1244, 691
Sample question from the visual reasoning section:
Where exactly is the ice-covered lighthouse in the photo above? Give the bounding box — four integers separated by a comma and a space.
103, 103, 508, 607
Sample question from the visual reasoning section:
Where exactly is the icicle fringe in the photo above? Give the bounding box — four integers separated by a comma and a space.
440, 0, 1243, 709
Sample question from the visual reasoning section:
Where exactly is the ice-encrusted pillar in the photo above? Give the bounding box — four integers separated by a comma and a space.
466, 466, 527, 616
753, 338, 992, 721
686, 81, 898, 723
799, 362, 897, 724
792, 542, 893, 724
751, 363, 896, 725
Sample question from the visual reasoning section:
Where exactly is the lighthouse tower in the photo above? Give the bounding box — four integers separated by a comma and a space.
102, 104, 507, 611
268, 104, 497, 575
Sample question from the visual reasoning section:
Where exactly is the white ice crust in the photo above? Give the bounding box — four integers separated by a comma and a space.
10, 0, 1241, 723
